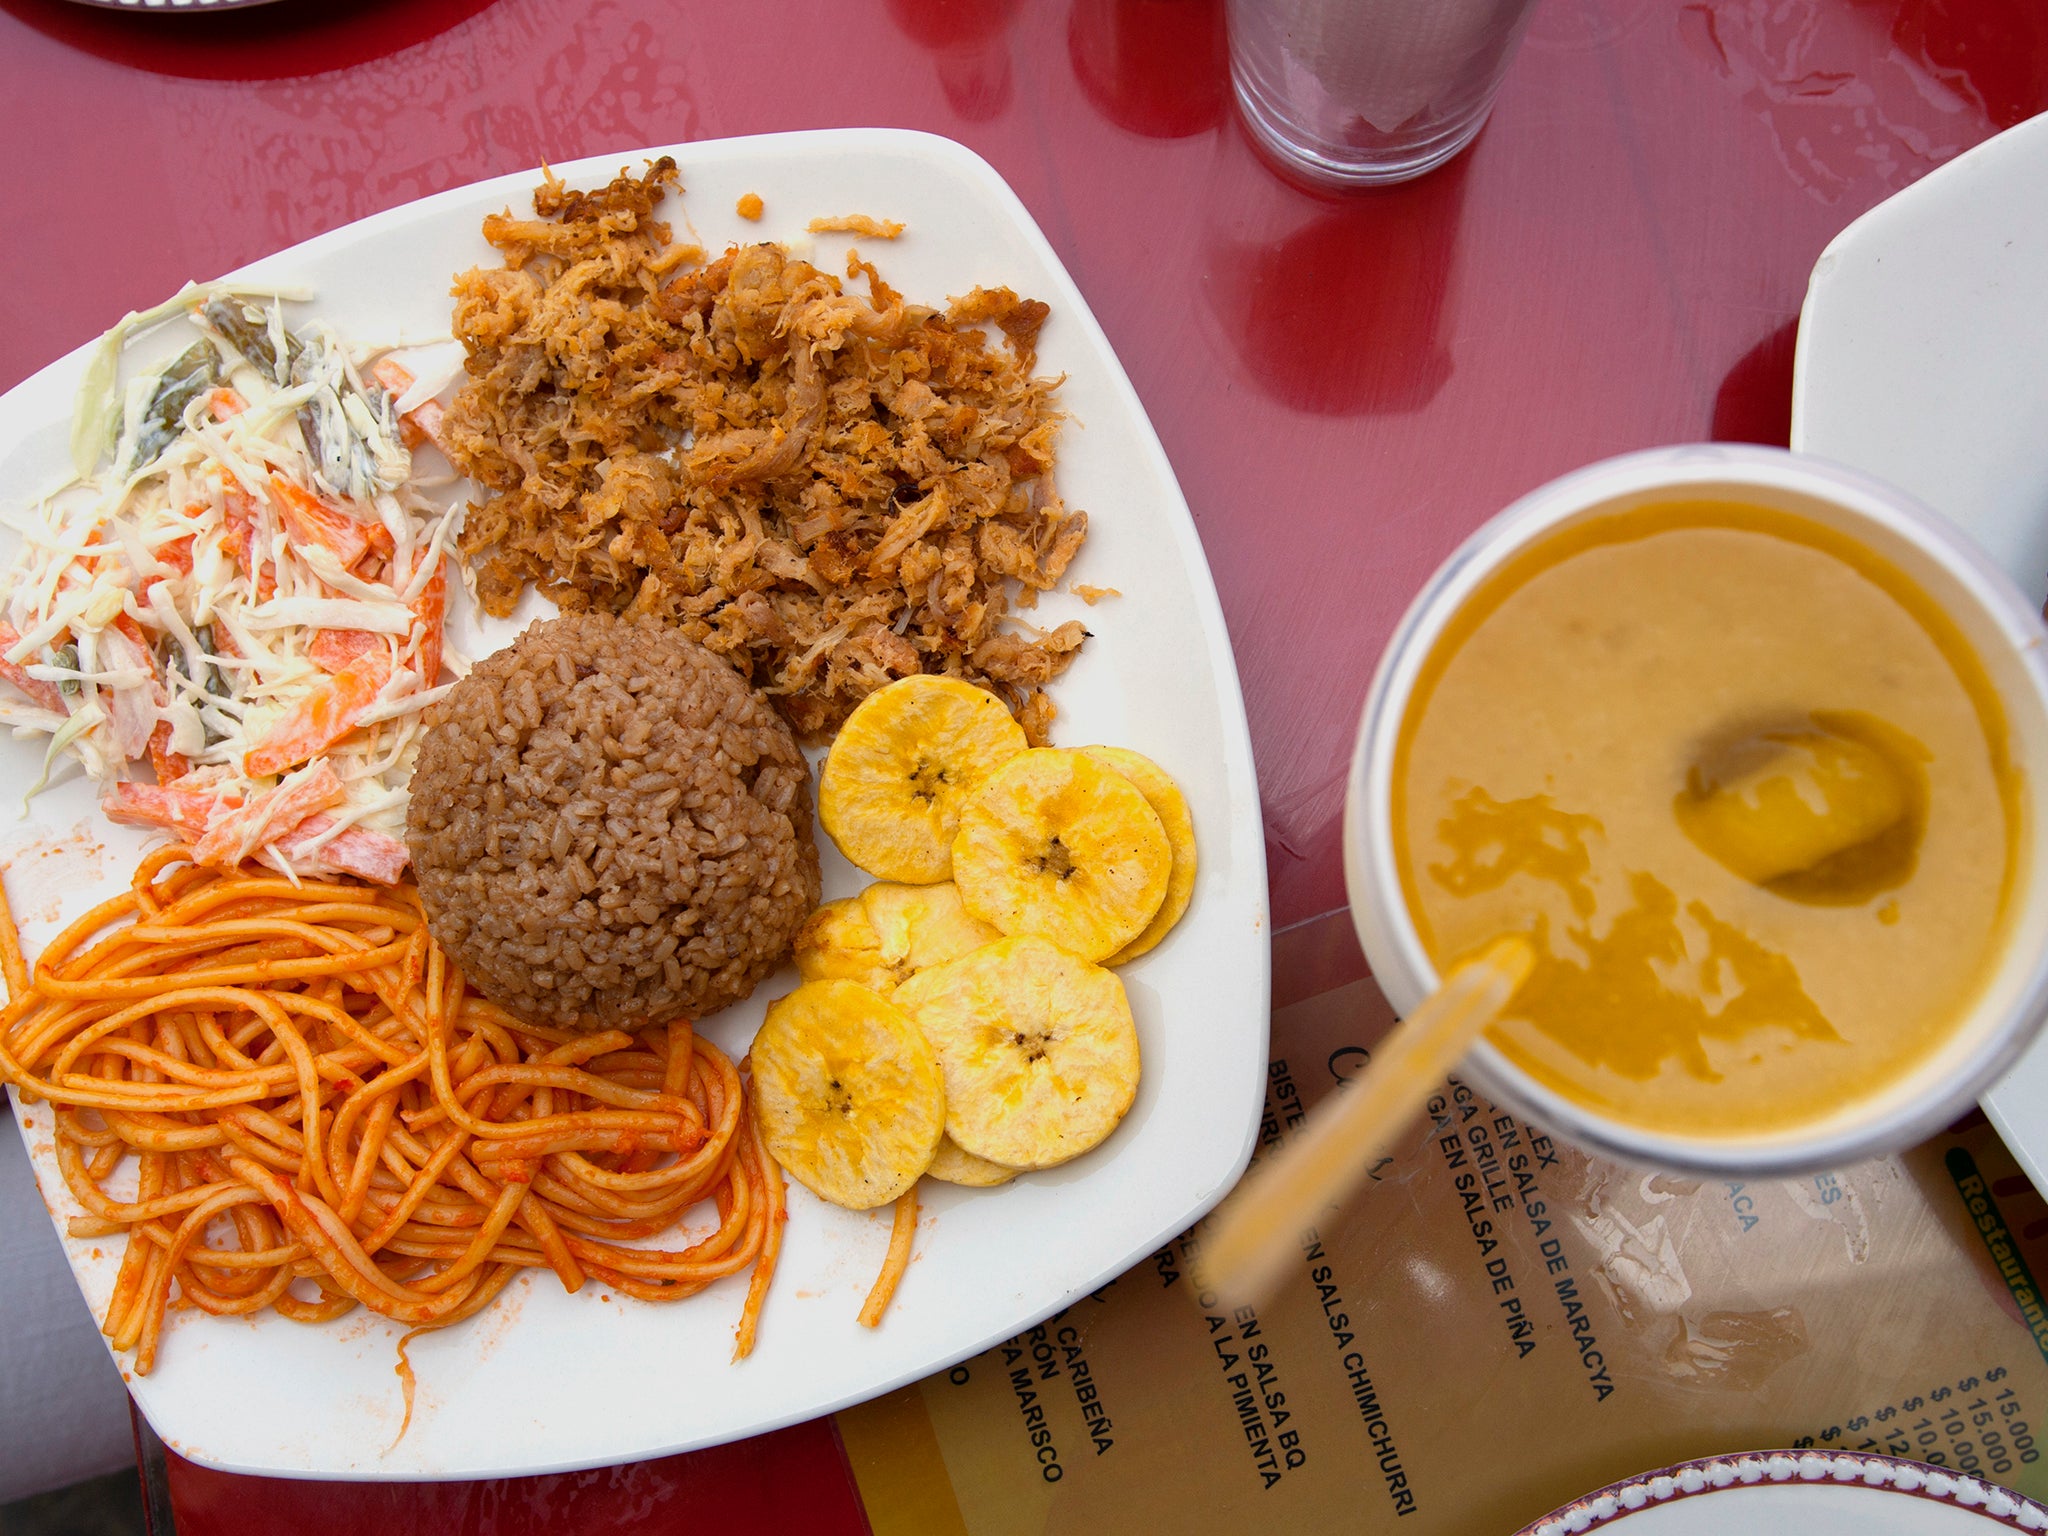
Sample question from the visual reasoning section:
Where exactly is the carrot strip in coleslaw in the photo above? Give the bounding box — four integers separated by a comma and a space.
243, 652, 392, 780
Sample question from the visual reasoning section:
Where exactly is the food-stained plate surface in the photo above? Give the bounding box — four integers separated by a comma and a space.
1791, 108, 2048, 1194
0, 129, 1269, 1479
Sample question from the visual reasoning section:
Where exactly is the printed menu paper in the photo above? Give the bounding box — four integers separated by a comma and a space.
838, 911, 2048, 1533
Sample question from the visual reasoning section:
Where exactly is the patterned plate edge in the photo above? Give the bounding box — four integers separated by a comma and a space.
1517, 1451, 2048, 1534
59, 0, 289, 11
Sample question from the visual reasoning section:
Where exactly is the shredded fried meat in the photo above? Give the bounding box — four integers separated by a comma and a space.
807, 213, 905, 239
443, 160, 1088, 743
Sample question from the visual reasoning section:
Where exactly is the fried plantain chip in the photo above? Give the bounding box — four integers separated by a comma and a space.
895, 936, 1139, 1170
1081, 745, 1197, 964
820, 675, 1028, 882
795, 882, 1001, 998
951, 749, 1170, 962
925, 1133, 1019, 1187
751, 979, 945, 1209
861, 881, 1002, 981
793, 897, 893, 992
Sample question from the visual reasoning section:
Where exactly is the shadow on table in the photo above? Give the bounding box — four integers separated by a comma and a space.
1201, 119, 1471, 418
880, 0, 1025, 122
1067, 0, 1228, 140
1710, 318, 1797, 449
0, 0, 499, 81
155, 1416, 866, 1536
0, 1467, 145, 1536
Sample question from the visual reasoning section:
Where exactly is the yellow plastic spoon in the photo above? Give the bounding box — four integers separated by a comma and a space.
1199, 933, 1536, 1308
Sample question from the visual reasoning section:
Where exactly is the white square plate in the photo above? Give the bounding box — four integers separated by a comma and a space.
1791, 109, 2048, 1191
0, 129, 1269, 1479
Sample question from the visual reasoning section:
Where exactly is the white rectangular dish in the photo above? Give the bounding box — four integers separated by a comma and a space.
0, 128, 1269, 1479
1791, 108, 2048, 1194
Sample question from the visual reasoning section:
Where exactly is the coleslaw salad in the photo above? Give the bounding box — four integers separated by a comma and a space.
0, 285, 467, 882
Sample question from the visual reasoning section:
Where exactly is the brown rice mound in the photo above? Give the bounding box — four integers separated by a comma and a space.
406, 611, 821, 1030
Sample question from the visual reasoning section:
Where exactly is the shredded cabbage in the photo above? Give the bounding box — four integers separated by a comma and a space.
8, 292, 460, 878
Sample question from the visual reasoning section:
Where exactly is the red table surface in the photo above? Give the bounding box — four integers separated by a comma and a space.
3, 0, 2044, 1529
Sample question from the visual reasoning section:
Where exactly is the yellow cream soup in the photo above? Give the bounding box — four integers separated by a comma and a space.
1393, 502, 2020, 1139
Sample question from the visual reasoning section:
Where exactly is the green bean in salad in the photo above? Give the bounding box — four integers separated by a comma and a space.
123, 341, 220, 476
199, 295, 297, 385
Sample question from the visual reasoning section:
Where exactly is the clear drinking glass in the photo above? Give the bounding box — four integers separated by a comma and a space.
1227, 0, 1545, 186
